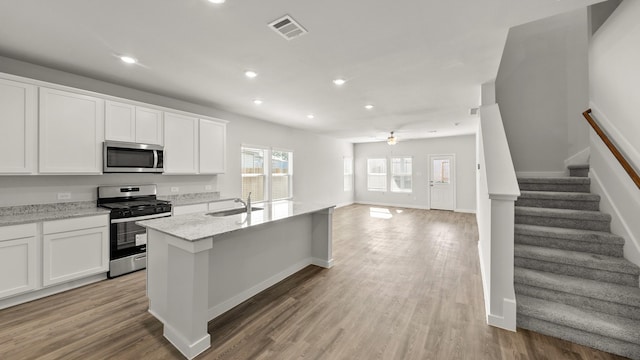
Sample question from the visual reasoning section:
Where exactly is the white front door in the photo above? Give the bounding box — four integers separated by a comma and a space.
429, 155, 454, 210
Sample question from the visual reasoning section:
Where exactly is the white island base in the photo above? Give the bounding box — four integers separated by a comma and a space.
141, 204, 334, 359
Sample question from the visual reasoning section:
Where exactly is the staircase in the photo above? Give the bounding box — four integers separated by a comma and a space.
514, 165, 640, 359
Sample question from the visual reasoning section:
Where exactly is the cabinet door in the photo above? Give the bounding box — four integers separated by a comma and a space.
42, 224, 108, 287
199, 119, 226, 174
164, 112, 198, 174
135, 107, 163, 145
105, 101, 135, 142
0, 224, 37, 299
0, 78, 37, 174
39, 88, 104, 174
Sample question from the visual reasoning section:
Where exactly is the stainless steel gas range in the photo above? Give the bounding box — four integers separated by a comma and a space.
97, 185, 172, 278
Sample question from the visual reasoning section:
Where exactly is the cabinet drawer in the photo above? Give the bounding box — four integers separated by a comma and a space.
43, 215, 108, 235
0, 223, 37, 242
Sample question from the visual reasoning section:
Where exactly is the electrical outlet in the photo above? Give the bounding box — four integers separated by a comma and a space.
205, 185, 213, 191
57, 192, 71, 200
170, 187, 179, 193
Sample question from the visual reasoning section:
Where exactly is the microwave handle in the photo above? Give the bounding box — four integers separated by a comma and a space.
153, 150, 158, 168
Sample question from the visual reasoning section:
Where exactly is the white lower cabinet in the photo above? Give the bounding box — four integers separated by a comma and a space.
0, 224, 37, 299
42, 215, 109, 287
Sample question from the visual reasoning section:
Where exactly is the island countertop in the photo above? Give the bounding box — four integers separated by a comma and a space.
137, 200, 335, 242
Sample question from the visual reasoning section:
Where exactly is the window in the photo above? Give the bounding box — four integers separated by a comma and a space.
367, 158, 387, 191
343, 157, 353, 192
271, 150, 293, 200
390, 157, 412, 192
241, 147, 267, 202
242, 146, 293, 202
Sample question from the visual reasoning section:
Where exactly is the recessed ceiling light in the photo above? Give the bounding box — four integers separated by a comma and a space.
307, 114, 315, 119
120, 56, 137, 64
333, 78, 346, 86
365, 104, 374, 110
245, 70, 258, 78
253, 99, 263, 105
207, 0, 226, 4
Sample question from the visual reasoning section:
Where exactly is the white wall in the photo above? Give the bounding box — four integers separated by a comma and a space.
353, 135, 476, 212
0, 56, 354, 207
496, 8, 589, 175
588, 0, 640, 267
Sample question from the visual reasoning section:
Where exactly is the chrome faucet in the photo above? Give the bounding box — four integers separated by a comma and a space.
234, 192, 252, 216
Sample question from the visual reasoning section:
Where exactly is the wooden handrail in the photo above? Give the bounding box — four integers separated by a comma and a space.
582, 109, 640, 189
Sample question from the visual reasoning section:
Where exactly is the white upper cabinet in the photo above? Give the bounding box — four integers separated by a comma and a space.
0, 78, 37, 174
135, 106, 163, 145
164, 112, 198, 174
39, 87, 104, 174
199, 119, 226, 174
105, 101, 163, 145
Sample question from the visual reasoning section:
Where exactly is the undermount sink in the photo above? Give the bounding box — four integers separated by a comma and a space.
206, 207, 263, 217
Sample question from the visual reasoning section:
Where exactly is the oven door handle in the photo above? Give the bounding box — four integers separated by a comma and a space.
111, 213, 171, 224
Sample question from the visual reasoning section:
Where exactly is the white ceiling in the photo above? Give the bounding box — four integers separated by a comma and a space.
0, 0, 602, 143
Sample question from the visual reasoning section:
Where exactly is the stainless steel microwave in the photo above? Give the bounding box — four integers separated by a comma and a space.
103, 141, 164, 173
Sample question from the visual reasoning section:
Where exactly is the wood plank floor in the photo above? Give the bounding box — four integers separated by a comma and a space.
0, 204, 628, 359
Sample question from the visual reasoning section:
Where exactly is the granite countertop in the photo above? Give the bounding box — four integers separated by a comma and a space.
158, 192, 236, 206
0, 201, 110, 227
137, 200, 335, 242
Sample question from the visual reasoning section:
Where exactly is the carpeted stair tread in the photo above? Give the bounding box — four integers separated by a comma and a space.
567, 164, 589, 170
516, 191, 600, 210
514, 267, 640, 308
518, 190, 599, 201
515, 207, 611, 231
515, 206, 610, 221
518, 177, 590, 184
517, 315, 640, 359
514, 224, 624, 245
517, 177, 591, 192
517, 294, 640, 346
515, 244, 640, 275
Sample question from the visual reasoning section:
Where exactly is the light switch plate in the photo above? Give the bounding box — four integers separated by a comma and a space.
170, 187, 179, 193
205, 185, 213, 191
57, 192, 71, 200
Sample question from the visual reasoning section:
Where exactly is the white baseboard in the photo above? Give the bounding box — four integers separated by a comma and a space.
163, 323, 210, 360
311, 257, 334, 268
0, 273, 107, 310
207, 258, 313, 321
354, 201, 430, 210
336, 201, 355, 208
488, 298, 517, 332
455, 208, 476, 214
516, 171, 567, 178
564, 147, 590, 168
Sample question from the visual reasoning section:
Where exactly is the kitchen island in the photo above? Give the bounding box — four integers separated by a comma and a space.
137, 200, 335, 359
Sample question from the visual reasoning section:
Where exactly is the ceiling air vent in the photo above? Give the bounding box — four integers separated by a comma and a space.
268, 15, 308, 40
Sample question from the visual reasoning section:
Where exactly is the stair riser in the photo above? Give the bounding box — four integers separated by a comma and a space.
517, 315, 640, 359
570, 168, 589, 177
515, 234, 624, 257
515, 215, 610, 232
515, 198, 599, 211
518, 183, 590, 193
515, 257, 638, 286
515, 284, 640, 320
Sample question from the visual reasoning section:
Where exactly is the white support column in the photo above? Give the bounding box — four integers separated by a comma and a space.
162, 236, 213, 360
311, 207, 334, 268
